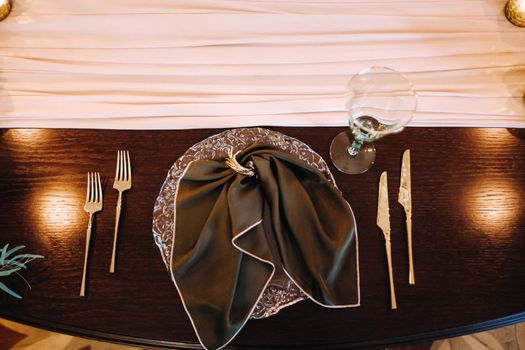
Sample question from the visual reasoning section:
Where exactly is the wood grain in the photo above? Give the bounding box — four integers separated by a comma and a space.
0, 127, 524, 349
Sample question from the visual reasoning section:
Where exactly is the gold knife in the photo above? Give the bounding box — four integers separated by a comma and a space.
398, 149, 415, 285
377, 171, 397, 310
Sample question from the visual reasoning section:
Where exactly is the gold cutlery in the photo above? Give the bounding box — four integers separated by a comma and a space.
81, 172, 103, 297
398, 149, 415, 285
377, 171, 397, 310
110, 150, 132, 273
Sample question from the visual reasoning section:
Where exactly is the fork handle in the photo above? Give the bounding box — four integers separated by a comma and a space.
80, 214, 93, 297
110, 191, 123, 273
385, 239, 397, 310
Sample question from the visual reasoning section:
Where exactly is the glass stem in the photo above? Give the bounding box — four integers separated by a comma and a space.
348, 139, 362, 157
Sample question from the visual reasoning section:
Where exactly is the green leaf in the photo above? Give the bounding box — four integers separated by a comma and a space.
9, 255, 44, 269
6, 260, 27, 269
0, 281, 22, 299
0, 244, 43, 299
0, 267, 21, 276
11, 254, 44, 261
5, 245, 26, 258
0, 244, 9, 265
0, 245, 25, 265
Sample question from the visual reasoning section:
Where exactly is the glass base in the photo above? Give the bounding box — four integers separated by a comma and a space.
329, 131, 376, 174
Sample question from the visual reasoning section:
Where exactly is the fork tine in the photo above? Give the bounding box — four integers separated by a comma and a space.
123, 150, 128, 181
115, 151, 121, 181
93, 172, 97, 202
122, 150, 127, 181
120, 150, 125, 181
97, 172, 102, 203
86, 172, 90, 203
89, 172, 97, 203
120, 150, 124, 181
121, 150, 125, 180
95, 171, 101, 203
90, 172, 95, 202
126, 150, 131, 182
121, 150, 125, 181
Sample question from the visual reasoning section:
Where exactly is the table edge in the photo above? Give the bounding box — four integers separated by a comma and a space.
1, 312, 524, 349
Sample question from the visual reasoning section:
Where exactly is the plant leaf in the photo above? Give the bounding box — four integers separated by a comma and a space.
11, 254, 44, 261
0, 267, 21, 276
0, 281, 22, 299
0, 245, 26, 265
5, 245, 26, 258
6, 260, 28, 269
0, 244, 9, 265
0, 244, 43, 299
7, 254, 44, 269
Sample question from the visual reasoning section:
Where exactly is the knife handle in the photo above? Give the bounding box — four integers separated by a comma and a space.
406, 215, 415, 285
385, 239, 397, 310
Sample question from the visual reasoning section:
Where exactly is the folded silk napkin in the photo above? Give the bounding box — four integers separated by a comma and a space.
170, 142, 359, 350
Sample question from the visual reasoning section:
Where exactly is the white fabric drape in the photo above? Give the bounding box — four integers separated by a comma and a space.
0, 0, 524, 129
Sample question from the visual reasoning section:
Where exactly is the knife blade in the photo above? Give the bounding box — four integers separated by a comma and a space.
377, 171, 391, 237
398, 149, 415, 285
377, 171, 397, 310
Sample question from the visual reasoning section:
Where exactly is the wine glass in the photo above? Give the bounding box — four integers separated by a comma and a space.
330, 66, 417, 174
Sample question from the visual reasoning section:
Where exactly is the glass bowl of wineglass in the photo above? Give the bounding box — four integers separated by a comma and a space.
330, 66, 417, 174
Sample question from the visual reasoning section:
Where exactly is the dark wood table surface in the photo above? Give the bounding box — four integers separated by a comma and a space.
0, 127, 524, 349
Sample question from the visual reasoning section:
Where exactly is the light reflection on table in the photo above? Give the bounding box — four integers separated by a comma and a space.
30, 186, 83, 248
6, 129, 50, 147
459, 127, 524, 237
471, 128, 518, 148
463, 179, 523, 236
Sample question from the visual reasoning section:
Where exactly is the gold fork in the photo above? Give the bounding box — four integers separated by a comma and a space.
81, 172, 103, 297
110, 150, 132, 273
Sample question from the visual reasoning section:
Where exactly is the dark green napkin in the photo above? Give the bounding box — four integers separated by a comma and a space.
171, 143, 359, 350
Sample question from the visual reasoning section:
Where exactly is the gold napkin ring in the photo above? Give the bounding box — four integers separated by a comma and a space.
225, 149, 255, 177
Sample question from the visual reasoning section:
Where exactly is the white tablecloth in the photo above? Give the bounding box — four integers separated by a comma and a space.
0, 0, 524, 129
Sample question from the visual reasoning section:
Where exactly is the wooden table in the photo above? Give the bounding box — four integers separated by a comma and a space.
0, 127, 524, 349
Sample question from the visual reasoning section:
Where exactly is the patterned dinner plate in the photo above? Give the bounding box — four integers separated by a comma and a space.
152, 127, 339, 318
